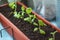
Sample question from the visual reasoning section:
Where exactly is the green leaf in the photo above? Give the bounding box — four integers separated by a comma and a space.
22, 12, 25, 16
9, 2, 14, 7
12, 4, 16, 9
33, 22, 38, 26
50, 31, 57, 35
29, 15, 34, 17
38, 20, 46, 26
34, 15, 36, 18
49, 38, 53, 40
34, 27, 38, 32
14, 11, 17, 14
14, 11, 21, 18
31, 15, 36, 22
21, 6, 25, 11
9, 2, 16, 9
24, 17, 31, 22
39, 29, 46, 35
26, 8, 32, 14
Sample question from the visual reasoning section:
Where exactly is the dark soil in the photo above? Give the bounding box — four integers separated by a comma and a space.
0, 4, 60, 40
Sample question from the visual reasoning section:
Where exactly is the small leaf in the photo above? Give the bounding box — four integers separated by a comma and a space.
14, 11, 17, 14
9, 2, 16, 9
39, 29, 46, 35
31, 18, 35, 23
12, 4, 16, 9
49, 38, 53, 40
34, 15, 36, 18
22, 12, 25, 16
24, 17, 31, 22
33, 22, 38, 26
14, 11, 21, 18
9, 2, 14, 7
34, 28, 38, 32
26, 8, 32, 14
38, 20, 46, 26
21, 6, 25, 11
29, 15, 34, 17
50, 31, 57, 35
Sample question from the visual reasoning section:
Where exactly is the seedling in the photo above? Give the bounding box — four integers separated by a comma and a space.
21, 6, 25, 18
38, 20, 46, 27
21, 6, 25, 11
34, 20, 46, 35
24, 14, 38, 26
49, 31, 57, 40
9, 2, 17, 10
14, 11, 21, 19
26, 7, 32, 16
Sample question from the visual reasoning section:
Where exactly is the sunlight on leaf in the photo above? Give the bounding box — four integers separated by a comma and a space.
21, 6, 25, 11
38, 20, 46, 26
34, 27, 38, 32
39, 29, 46, 35
33, 22, 38, 26
26, 8, 32, 14
49, 38, 53, 40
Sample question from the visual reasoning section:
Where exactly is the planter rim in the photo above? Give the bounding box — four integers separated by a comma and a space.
0, 1, 60, 40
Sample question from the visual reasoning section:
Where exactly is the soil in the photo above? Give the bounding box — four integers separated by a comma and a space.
0, 4, 60, 40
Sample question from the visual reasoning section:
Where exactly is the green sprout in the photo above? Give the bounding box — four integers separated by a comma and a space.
49, 31, 57, 40
34, 20, 46, 35
26, 7, 32, 15
34, 27, 38, 32
38, 20, 46, 27
21, 6, 25, 11
24, 14, 38, 26
14, 11, 21, 19
9, 2, 17, 9
21, 6, 25, 18
39, 29, 46, 35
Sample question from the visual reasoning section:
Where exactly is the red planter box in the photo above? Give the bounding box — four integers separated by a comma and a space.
0, 2, 60, 40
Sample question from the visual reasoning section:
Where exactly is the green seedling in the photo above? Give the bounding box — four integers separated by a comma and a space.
49, 31, 57, 40
26, 7, 32, 15
21, 6, 25, 11
24, 14, 38, 26
34, 27, 38, 32
34, 20, 46, 35
33, 22, 38, 26
21, 6, 25, 18
9, 2, 17, 9
39, 29, 46, 35
24, 17, 31, 22
38, 20, 46, 26
14, 11, 21, 19
38, 20, 46, 35
49, 38, 53, 40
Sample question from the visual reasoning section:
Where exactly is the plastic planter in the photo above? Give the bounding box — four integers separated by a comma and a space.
0, 1, 60, 40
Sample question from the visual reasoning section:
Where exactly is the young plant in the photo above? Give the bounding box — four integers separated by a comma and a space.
49, 31, 57, 40
24, 8, 33, 23
26, 7, 32, 16
8, 1, 18, 18
13, 11, 21, 19
9, 2, 17, 10
21, 6, 25, 18
34, 20, 46, 35
24, 14, 38, 26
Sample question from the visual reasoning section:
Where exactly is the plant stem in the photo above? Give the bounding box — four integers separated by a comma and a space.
53, 31, 57, 40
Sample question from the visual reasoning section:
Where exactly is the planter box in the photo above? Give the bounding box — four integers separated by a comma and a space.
0, 2, 60, 40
